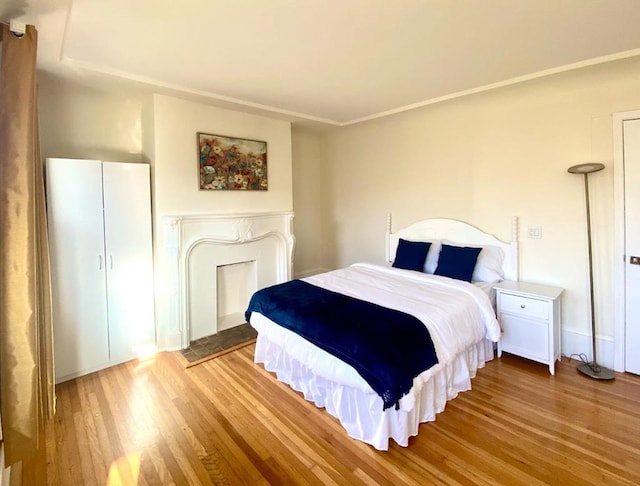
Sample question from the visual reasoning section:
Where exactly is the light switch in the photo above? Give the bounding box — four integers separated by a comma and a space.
527, 226, 543, 239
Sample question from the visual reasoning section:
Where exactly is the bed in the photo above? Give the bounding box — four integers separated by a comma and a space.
246, 216, 519, 450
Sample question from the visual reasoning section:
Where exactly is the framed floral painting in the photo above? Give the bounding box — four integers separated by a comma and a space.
198, 132, 268, 190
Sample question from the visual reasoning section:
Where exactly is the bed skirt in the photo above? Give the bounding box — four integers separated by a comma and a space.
254, 333, 494, 451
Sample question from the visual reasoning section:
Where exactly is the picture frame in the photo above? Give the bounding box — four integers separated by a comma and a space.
197, 132, 268, 190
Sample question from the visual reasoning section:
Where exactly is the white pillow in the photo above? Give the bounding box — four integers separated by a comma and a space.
423, 239, 442, 274
442, 240, 505, 283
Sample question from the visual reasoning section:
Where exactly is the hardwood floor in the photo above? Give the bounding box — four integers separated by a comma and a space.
47, 346, 640, 485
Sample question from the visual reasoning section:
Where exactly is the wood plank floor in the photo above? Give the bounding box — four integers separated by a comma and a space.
47, 346, 640, 485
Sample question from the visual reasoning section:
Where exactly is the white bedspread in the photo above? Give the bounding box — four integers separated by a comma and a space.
249, 263, 501, 449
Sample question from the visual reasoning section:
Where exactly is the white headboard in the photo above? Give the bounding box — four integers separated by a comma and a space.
385, 215, 519, 281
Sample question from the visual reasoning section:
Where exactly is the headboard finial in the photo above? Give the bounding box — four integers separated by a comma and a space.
385, 213, 392, 262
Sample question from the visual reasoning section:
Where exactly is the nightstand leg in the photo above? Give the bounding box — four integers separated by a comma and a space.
497, 341, 502, 358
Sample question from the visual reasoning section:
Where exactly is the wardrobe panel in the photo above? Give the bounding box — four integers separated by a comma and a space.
46, 158, 110, 380
102, 162, 156, 364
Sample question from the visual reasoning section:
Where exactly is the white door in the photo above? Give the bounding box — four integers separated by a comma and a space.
623, 119, 640, 374
46, 158, 110, 381
102, 162, 156, 364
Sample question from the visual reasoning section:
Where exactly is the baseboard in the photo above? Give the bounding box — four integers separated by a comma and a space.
218, 312, 246, 331
157, 330, 183, 352
561, 327, 615, 370
294, 267, 331, 279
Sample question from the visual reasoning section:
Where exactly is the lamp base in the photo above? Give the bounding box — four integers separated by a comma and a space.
577, 362, 615, 380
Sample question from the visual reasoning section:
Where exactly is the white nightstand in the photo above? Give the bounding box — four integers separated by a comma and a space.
493, 280, 564, 375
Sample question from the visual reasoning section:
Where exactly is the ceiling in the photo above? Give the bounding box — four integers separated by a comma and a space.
4, 0, 640, 126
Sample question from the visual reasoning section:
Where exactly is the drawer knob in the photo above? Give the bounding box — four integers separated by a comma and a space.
520, 304, 526, 309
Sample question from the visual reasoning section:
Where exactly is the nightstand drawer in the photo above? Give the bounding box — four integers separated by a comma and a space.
499, 293, 548, 320
500, 314, 549, 362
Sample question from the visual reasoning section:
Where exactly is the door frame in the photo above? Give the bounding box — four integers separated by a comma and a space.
613, 110, 640, 372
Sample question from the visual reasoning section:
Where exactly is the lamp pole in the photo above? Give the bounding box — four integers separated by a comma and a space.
567, 163, 614, 380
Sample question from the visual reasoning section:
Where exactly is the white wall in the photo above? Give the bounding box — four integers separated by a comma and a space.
39, 72, 143, 163
148, 94, 292, 218
291, 127, 333, 276
315, 56, 640, 368
145, 94, 293, 348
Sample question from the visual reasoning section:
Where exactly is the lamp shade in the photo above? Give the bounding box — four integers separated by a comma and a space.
568, 163, 605, 174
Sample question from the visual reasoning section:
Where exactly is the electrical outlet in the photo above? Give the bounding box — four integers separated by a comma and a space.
527, 226, 543, 239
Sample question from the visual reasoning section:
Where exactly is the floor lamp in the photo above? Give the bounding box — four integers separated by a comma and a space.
567, 163, 614, 380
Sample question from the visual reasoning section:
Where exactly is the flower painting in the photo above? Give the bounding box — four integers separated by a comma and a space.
198, 133, 268, 190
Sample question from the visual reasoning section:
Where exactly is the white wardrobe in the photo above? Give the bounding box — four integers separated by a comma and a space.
46, 158, 155, 383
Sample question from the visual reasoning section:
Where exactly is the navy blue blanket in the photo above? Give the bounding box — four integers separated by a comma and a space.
245, 280, 438, 410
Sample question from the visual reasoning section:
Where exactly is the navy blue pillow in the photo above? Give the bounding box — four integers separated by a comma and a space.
392, 239, 431, 272
434, 244, 482, 282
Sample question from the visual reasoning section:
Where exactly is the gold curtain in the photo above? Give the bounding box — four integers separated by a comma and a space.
0, 23, 55, 484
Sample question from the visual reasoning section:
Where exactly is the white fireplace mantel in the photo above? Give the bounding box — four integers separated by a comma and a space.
163, 211, 295, 349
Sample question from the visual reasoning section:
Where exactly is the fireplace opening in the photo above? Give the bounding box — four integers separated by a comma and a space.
188, 258, 257, 342
217, 260, 257, 331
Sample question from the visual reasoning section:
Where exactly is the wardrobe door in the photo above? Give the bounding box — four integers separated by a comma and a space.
46, 158, 110, 381
102, 162, 155, 364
